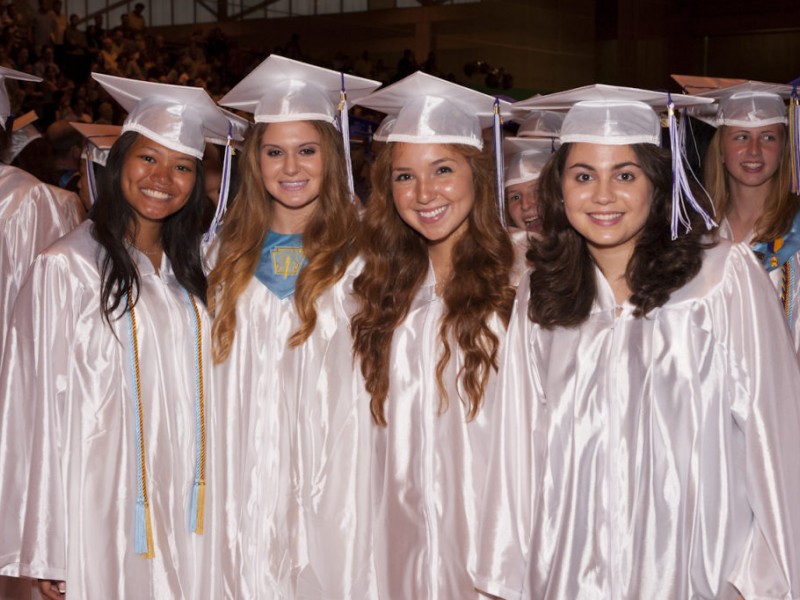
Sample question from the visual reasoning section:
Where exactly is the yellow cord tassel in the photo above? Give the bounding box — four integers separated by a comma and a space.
195, 481, 206, 534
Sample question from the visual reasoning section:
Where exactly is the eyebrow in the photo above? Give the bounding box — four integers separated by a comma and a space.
141, 144, 194, 163
567, 161, 641, 171
392, 157, 457, 171
261, 141, 321, 149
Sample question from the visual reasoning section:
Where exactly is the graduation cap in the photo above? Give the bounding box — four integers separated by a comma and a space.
353, 71, 508, 149
511, 109, 564, 140
92, 73, 236, 159
219, 54, 381, 124
70, 122, 122, 207
0, 66, 41, 129
503, 138, 553, 188
2, 111, 41, 163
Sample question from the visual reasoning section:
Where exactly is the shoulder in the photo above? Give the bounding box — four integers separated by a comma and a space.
666, 240, 768, 306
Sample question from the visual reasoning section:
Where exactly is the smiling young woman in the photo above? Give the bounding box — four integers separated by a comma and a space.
351, 72, 516, 599
0, 74, 234, 599
206, 56, 381, 597
701, 82, 800, 355
475, 86, 800, 599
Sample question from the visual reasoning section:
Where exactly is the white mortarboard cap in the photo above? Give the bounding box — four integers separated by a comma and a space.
219, 54, 381, 124
503, 138, 553, 187
695, 80, 792, 128
70, 122, 121, 207
372, 115, 396, 143
513, 109, 564, 139
0, 66, 41, 129
1, 111, 40, 163
353, 71, 507, 150
92, 73, 235, 159
71, 122, 121, 166
514, 83, 712, 146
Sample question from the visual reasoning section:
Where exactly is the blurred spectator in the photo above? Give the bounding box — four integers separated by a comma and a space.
32, 0, 57, 56
126, 3, 146, 33
63, 13, 89, 82
33, 44, 59, 77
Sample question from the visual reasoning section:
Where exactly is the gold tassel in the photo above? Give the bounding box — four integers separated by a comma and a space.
144, 501, 155, 559
195, 481, 206, 534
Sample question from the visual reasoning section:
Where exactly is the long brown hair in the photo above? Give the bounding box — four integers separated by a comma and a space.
208, 120, 358, 363
704, 125, 798, 242
351, 142, 515, 426
528, 143, 711, 328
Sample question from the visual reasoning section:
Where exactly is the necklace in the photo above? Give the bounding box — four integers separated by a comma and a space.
135, 245, 162, 257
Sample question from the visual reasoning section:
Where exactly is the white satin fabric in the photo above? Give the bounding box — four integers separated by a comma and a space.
0, 222, 230, 599
0, 164, 84, 362
475, 241, 800, 599
288, 256, 376, 599
370, 263, 513, 600
210, 273, 299, 599
718, 218, 800, 358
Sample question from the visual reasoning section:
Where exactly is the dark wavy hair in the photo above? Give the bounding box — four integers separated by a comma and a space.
528, 142, 713, 328
351, 142, 515, 426
91, 131, 208, 324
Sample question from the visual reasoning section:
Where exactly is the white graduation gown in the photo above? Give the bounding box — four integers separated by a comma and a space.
0, 221, 229, 599
717, 218, 800, 359
288, 256, 376, 599
370, 265, 508, 599
475, 241, 800, 599
0, 164, 84, 362
211, 274, 300, 599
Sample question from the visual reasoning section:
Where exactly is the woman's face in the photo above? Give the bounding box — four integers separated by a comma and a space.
121, 135, 197, 228
506, 179, 541, 234
562, 143, 652, 260
720, 124, 784, 190
391, 142, 475, 250
259, 120, 323, 231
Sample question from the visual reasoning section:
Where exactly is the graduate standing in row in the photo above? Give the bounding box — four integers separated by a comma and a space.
208, 55, 380, 598
698, 82, 800, 356
476, 85, 800, 599
0, 75, 236, 599
352, 72, 517, 599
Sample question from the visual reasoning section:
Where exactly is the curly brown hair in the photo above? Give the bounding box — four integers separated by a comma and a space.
527, 142, 713, 328
208, 121, 358, 363
351, 142, 515, 426
704, 125, 799, 243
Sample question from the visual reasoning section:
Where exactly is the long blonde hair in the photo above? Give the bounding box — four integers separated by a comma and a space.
208, 120, 358, 363
704, 125, 798, 242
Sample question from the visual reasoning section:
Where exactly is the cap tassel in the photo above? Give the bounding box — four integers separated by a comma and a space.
493, 98, 506, 229
668, 97, 716, 239
339, 73, 356, 203
204, 122, 235, 244
85, 145, 98, 207
789, 85, 800, 195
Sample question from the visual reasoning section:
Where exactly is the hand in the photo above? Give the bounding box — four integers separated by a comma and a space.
38, 580, 66, 599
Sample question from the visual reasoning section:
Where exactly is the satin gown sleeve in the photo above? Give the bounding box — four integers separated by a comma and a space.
0, 166, 84, 360
475, 242, 800, 599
